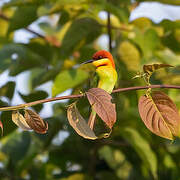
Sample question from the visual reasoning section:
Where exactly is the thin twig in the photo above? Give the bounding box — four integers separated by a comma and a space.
0, 11, 45, 39
107, 11, 112, 52
25, 27, 45, 38
0, 84, 180, 111
100, 24, 131, 31
0, 94, 84, 111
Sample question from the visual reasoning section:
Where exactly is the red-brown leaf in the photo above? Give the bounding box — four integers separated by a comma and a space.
138, 91, 180, 140
24, 109, 48, 134
86, 88, 116, 129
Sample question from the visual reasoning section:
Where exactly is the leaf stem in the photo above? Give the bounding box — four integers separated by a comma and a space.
0, 85, 180, 111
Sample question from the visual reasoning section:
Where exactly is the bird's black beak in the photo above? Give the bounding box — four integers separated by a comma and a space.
81, 59, 94, 65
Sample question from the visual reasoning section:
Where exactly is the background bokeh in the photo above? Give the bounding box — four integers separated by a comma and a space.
0, 0, 180, 179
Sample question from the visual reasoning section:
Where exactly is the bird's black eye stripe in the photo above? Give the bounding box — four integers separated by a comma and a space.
98, 55, 103, 59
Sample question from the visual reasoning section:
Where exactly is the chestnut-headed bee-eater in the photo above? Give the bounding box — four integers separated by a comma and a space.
83, 50, 118, 129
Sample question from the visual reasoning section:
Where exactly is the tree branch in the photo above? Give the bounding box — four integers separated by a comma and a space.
0, 94, 84, 111
0, 11, 45, 39
100, 23, 131, 31
112, 84, 180, 93
107, 11, 112, 52
0, 84, 180, 112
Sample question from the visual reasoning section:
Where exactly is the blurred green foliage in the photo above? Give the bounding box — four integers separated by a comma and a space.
0, 0, 180, 179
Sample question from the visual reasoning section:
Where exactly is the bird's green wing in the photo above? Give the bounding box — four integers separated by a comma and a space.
89, 72, 99, 89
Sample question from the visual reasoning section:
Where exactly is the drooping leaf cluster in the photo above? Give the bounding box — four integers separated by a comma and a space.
0, 0, 180, 180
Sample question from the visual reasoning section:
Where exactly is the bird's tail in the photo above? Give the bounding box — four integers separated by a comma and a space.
88, 110, 96, 130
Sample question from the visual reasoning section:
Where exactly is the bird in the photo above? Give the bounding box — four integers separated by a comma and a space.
83, 50, 118, 130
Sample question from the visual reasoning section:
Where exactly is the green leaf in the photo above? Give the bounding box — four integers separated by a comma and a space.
0, 16, 9, 37
160, 20, 180, 31
52, 69, 89, 96
0, 43, 46, 76
156, 48, 180, 66
8, 5, 38, 34
0, 99, 9, 108
2, 0, 44, 8
131, 17, 152, 30
2, 0, 27, 8
133, 28, 160, 59
49, 0, 85, 14
19, 90, 48, 112
26, 40, 54, 63
2, 131, 31, 164
0, 54, 12, 74
99, 146, 126, 169
95, 0, 129, 23
60, 17, 101, 57
78, 46, 96, 63
121, 127, 157, 178
30, 67, 60, 88
118, 41, 140, 71
15, 140, 40, 175
0, 81, 15, 100
144, 29, 160, 51
99, 145, 132, 179
164, 154, 176, 169
162, 31, 180, 53
58, 10, 70, 26
1, 111, 17, 136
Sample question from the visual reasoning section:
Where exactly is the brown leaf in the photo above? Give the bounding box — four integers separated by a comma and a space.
0, 120, 3, 136
86, 88, 116, 129
143, 64, 173, 75
138, 91, 180, 140
12, 110, 32, 131
24, 109, 48, 134
67, 102, 97, 140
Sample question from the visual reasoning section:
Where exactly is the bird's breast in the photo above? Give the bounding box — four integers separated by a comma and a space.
96, 66, 117, 93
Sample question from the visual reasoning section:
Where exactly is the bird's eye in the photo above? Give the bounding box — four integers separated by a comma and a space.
98, 55, 103, 59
